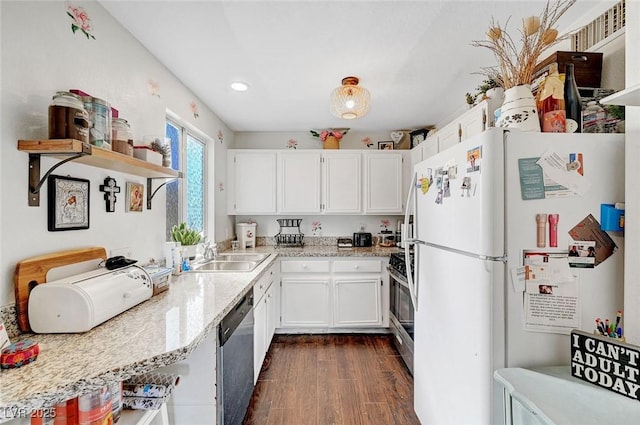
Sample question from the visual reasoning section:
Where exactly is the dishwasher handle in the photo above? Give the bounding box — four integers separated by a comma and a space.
219, 290, 253, 346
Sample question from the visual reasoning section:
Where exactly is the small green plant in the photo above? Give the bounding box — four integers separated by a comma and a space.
476, 78, 500, 98
465, 92, 475, 105
604, 104, 625, 121
171, 222, 202, 246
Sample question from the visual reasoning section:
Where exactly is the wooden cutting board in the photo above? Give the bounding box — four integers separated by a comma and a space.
14, 247, 107, 332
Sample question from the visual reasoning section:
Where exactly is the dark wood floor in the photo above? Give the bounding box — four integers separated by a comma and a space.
243, 334, 421, 425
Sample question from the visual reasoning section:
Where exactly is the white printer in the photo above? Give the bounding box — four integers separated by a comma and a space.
28, 265, 153, 333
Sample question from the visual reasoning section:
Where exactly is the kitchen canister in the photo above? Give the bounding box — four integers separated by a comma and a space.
111, 117, 134, 155
48, 91, 90, 143
236, 223, 257, 248
1, 339, 40, 369
83, 96, 112, 147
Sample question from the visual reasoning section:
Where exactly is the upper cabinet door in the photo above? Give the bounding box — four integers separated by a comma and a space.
278, 152, 321, 214
229, 151, 277, 214
364, 152, 403, 214
460, 104, 487, 141
323, 152, 361, 214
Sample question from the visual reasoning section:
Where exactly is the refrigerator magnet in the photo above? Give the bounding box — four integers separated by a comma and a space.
461, 177, 471, 197
466, 146, 482, 173
443, 177, 451, 197
435, 190, 443, 204
448, 165, 458, 179
419, 176, 430, 194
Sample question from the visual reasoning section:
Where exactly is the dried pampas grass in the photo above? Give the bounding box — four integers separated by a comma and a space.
471, 0, 576, 89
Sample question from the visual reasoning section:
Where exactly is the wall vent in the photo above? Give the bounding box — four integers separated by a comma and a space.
571, 0, 625, 51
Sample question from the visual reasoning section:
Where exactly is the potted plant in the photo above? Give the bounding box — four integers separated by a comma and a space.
171, 222, 202, 259
475, 77, 503, 102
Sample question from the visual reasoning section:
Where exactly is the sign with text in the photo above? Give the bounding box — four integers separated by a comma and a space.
571, 330, 640, 400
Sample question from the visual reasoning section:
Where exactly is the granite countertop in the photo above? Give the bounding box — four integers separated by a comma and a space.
0, 245, 398, 417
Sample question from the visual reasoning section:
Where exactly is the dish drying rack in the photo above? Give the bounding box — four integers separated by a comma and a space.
275, 218, 305, 247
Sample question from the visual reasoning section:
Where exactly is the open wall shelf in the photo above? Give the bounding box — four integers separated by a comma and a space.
599, 83, 640, 106
18, 139, 182, 206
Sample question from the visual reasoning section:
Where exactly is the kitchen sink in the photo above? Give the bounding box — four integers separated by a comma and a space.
188, 253, 270, 272
214, 253, 270, 263
190, 260, 258, 272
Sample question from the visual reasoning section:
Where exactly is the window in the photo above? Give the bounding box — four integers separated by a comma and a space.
165, 119, 207, 240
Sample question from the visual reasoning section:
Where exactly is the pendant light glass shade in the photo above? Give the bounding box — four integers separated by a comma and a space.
329, 76, 370, 120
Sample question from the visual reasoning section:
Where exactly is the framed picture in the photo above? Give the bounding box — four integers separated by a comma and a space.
410, 129, 430, 149
378, 141, 394, 150
47, 175, 90, 231
126, 182, 144, 212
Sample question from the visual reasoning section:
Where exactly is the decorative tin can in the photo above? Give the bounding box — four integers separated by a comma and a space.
1, 339, 40, 369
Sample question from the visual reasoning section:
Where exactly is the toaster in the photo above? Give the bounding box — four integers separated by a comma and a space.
353, 232, 372, 247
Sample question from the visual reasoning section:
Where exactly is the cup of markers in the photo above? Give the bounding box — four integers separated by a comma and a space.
595, 310, 624, 341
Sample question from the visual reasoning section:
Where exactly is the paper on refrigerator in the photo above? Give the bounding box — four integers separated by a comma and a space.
522, 253, 581, 334
536, 149, 592, 196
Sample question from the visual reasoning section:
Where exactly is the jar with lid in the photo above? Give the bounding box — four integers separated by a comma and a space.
82, 96, 112, 147
112, 118, 133, 142
582, 101, 606, 133
48, 91, 89, 143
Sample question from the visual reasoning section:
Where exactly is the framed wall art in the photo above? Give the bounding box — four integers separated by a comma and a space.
126, 182, 144, 212
378, 141, 394, 150
47, 175, 90, 231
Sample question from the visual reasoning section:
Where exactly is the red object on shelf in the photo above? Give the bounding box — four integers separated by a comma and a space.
1, 339, 40, 369
69, 89, 91, 97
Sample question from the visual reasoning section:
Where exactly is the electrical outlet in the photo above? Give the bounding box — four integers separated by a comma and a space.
110, 247, 132, 258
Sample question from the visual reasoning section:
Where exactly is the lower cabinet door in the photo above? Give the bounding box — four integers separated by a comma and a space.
281, 277, 330, 327
333, 277, 382, 327
253, 294, 267, 382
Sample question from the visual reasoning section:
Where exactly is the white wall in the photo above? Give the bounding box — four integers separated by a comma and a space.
0, 1, 234, 306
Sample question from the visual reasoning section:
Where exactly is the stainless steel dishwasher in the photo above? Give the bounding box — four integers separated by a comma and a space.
217, 290, 254, 425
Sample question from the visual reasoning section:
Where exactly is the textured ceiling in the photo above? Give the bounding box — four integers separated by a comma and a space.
100, 0, 604, 132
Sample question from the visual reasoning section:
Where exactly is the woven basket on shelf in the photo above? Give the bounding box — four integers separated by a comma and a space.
323, 135, 340, 149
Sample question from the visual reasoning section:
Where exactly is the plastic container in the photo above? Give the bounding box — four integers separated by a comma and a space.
236, 223, 257, 248
111, 117, 132, 142
83, 96, 112, 147
48, 91, 90, 143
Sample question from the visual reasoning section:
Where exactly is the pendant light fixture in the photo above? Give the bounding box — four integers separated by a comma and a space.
329, 76, 370, 120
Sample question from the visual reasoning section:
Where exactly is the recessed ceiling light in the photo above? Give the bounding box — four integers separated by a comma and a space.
230, 82, 249, 92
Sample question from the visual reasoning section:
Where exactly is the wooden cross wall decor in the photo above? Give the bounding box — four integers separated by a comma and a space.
99, 177, 121, 212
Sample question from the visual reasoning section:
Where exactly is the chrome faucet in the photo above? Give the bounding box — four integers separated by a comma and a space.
203, 241, 218, 260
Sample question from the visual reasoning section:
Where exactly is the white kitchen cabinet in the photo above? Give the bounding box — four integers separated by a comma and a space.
227, 150, 277, 214
265, 279, 279, 344
278, 151, 321, 214
333, 277, 382, 326
364, 152, 404, 214
254, 265, 277, 380
437, 121, 461, 152
322, 152, 361, 213
410, 134, 438, 169
280, 276, 331, 327
279, 258, 388, 331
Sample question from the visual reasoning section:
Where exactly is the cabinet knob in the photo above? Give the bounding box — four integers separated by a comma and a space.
302, 264, 308, 269
354, 265, 359, 269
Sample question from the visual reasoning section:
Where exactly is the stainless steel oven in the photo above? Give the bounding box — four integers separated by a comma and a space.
388, 252, 414, 375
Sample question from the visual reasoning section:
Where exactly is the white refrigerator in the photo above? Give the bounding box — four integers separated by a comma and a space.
403, 128, 625, 424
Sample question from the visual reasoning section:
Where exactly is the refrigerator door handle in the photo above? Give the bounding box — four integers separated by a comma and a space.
404, 172, 419, 310
425, 242, 508, 263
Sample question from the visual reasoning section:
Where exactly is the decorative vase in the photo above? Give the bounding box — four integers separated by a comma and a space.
323, 135, 340, 149
496, 85, 541, 132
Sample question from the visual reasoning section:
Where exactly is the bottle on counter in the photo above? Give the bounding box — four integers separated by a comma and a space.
563, 63, 582, 133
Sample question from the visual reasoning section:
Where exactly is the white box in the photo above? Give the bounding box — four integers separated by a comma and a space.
133, 147, 163, 166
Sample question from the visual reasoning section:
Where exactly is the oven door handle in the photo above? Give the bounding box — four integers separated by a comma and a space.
387, 266, 410, 290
